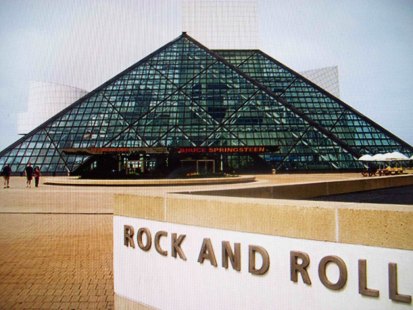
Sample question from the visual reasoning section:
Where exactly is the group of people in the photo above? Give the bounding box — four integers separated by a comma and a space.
1, 163, 41, 188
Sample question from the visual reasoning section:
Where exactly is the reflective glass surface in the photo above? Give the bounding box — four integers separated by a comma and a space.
0, 34, 411, 174
215, 50, 412, 157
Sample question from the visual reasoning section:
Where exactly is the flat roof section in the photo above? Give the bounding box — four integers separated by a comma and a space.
43, 175, 255, 186
311, 185, 413, 205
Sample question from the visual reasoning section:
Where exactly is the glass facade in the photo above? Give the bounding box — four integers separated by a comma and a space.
0, 33, 412, 175
215, 50, 413, 157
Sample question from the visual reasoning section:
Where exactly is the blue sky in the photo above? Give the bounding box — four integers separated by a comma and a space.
0, 0, 412, 150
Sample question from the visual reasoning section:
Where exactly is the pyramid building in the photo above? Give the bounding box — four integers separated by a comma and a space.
1, 33, 412, 176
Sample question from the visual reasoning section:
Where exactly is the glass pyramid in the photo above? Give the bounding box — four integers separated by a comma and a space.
0, 33, 411, 175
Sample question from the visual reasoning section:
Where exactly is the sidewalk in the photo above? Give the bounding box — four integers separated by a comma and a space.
0, 173, 371, 309
0, 177, 113, 309
0, 213, 113, 309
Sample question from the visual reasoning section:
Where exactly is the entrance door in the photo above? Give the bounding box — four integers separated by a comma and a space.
196, 160, 215, 174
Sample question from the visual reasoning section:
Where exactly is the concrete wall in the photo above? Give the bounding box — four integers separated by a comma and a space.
115, 192, 413, 251
113, 175, 413, 309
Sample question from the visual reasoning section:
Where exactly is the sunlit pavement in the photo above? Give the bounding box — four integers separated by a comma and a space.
0, 172, 384, 309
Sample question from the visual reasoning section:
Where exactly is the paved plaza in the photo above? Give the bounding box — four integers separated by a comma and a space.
0, 172, 400, 309
0, 214, 113, 309
0, 177, 114, 309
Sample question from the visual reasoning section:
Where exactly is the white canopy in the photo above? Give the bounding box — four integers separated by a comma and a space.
358, 152, 411, 162
371, 153, 388, 161
384, 151, 409, 161
358, 154, 374, 161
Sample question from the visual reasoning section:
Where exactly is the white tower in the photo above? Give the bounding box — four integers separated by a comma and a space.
17, 81, 88, 135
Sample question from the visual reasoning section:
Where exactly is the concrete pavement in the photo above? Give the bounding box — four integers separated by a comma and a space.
0, 172, 397, 309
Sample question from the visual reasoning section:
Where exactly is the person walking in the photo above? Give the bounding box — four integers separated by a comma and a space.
34, 166, 41, 187
2, 163, 11, 188
25, 162, 34, 188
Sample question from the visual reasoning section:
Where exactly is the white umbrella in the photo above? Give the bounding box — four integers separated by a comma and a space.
410, 155, 413, 160
372, 153, 388, 161
384, 151, 409, 161
358, 154, 374, 161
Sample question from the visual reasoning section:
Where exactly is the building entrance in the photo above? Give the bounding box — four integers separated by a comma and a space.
64, 145, 279, 178
196, 160, 215, 174
181, 159, 216, 175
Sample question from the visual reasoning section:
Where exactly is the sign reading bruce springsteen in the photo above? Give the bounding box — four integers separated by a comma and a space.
114, 217, 412, 309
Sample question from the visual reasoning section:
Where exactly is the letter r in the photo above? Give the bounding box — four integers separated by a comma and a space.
124, 225, 135, 248
290, 251, 311, 285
